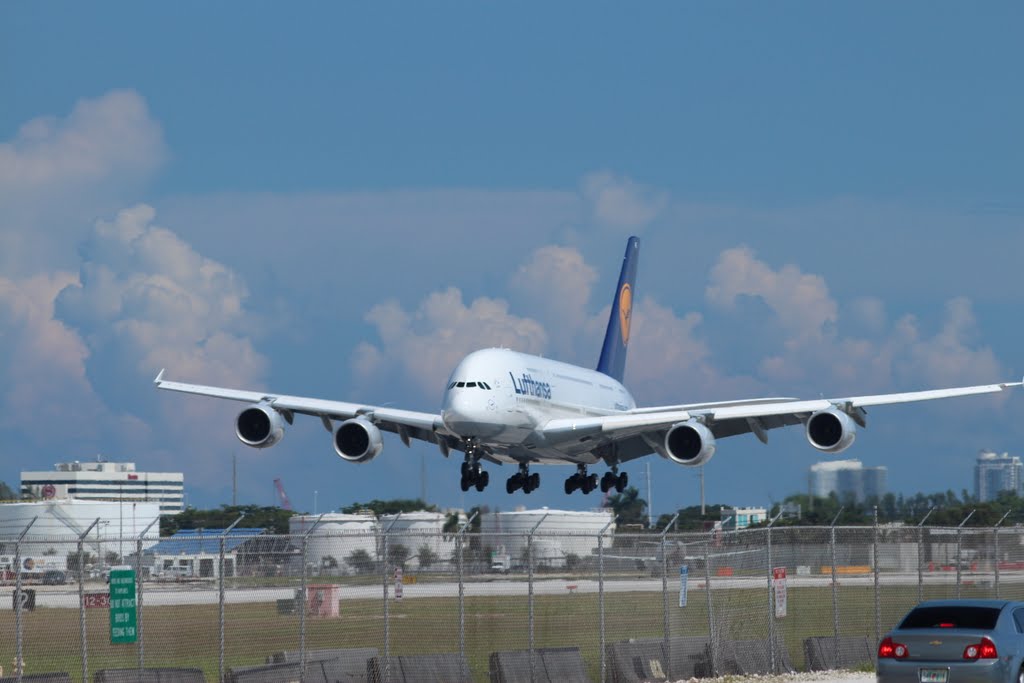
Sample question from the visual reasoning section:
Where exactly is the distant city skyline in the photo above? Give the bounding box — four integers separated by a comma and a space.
974, 450, 1022, 503
808, 459, 888, 505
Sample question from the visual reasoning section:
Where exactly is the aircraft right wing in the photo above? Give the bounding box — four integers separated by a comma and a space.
541, 378, 1023, 459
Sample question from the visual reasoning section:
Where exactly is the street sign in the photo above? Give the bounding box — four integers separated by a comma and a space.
109, 567, 137, 643
773, 566, 787, 618
84, 593, 110, 609
679, 565, 688, 607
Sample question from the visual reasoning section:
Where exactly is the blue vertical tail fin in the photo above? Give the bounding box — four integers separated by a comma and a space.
596, 236, 640, 382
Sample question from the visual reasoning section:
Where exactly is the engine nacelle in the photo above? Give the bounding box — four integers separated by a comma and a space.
662, 421, 716, 466
235, 404, 286, 448
806, 408, 857, 453
334, 417, 384, 463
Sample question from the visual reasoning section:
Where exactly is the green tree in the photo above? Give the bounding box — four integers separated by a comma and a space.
341, 499, 437, 516
0, 480, 17, 500
346, 549, 374, 574
160, 504, 296, 535
607, 487, 647, 526
388, 543, 410, 569
417, 544, 438, 569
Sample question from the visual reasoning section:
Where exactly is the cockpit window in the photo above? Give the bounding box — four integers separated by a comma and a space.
465, 382, 477, 388
455, 382, 465, 387
448, 382, 456, 389
481, 382, 491, 390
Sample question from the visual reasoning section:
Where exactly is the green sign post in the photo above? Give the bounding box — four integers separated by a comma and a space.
109, 567, 137, 644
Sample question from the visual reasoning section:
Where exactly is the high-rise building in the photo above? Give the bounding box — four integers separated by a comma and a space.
809, 459, 888, 503
974, 450, 1022, 502
21, 459, 184, 515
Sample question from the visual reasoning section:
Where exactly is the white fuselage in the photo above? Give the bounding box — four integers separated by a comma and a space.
440, 348, 636, 465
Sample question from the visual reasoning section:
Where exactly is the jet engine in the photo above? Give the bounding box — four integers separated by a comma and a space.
661, 421, 716, 466
805, 408, 857, 453
334, 417, 384, 463
235, 404, 286, 448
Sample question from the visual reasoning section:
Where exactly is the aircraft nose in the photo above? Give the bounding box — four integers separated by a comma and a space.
442, 391, 481, 435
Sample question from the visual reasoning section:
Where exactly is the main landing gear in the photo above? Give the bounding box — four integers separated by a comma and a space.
565, 465, 598, 494
507, 463, 540, 494
565, 465, 628, 495
460, 446, 489, 492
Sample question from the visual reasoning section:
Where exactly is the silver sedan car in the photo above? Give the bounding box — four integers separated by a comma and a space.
878, 600, 1024, 683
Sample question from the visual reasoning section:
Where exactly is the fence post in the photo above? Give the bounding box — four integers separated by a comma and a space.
917, 508, 933, 603
299, 515, 324, 681
873, 507, 880, 647
76, 518, 99, 683
955, 510, 975, 600
993, 510, 1012, 599
136, 516, 159, 673
219, 514, 246, 683
381, 513, 402, 683
598, 516, 618, 683
766, 511, 782, 674
527, 513, 548, 683
706, 517, 729, 676
829, 508, 843, 666
13, 517, 38, 683
456, 512, 477, 682
659, 513, 680, 680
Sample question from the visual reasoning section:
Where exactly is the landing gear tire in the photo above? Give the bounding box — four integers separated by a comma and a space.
460, 475, 471, 492
475, 470, 489, 492
616, 471, 628, 493
600, 472, 614, 493
460, 461, 488, 492
564, 477, 577, 495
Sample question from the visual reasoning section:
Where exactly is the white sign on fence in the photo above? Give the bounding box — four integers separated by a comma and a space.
773, 566, 787, 618
394, 567, 403, 600
679, 564, 688, 607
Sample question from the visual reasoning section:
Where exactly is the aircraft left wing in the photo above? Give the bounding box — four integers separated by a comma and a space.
541, 378, 1023, 449
153, 370, 452, 448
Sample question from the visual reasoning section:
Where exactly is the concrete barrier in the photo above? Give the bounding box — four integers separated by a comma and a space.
488, 646, 590, 683
93, 670, 206, 683
267, 647, 378, 665
718, 636, 794, 676
1, 675, 71, 683
803, 636, 873, 671
225, 662, 301, 683
606, 637, 711, 682
367, 654, 470, 683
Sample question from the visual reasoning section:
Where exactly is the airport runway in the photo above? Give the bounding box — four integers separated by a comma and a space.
22, 570, 1023, 608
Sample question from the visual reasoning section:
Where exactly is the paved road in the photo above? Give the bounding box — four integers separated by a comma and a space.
20, 570, 1024, 608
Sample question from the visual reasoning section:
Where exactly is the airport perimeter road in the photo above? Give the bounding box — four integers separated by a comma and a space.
25, 570, 1024, 608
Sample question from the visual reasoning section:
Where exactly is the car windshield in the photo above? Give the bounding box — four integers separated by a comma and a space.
899, 606, 1001, 630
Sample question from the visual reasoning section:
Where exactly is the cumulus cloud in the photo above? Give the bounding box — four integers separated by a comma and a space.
707, 246, 838, 346
55, 204, 266, 387
508, 245, 597, 354
0, 90, 165, 195
354, 288, 547, 397
580, 171, 667, 231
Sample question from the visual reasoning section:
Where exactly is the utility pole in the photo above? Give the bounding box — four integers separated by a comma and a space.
646, 461, 653, 528
700, 465, 706, 516
232, 452, 237, 506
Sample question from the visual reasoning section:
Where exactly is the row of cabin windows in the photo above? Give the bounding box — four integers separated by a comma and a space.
447, 381, 493, 390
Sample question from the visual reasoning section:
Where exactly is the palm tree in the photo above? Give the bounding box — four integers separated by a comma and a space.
607, 487, 647, 526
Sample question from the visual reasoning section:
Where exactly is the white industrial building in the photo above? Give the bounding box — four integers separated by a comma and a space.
482, 508, 615, 568
808, 459, 887, 503
0, 499, 161, 560
21, 459, 185, 514
289, 512, 378, 572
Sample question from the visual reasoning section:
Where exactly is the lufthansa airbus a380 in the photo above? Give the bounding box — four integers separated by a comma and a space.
155, 237, 1022, 496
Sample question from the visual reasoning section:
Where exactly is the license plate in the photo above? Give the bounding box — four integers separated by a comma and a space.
920, 669, 948, 683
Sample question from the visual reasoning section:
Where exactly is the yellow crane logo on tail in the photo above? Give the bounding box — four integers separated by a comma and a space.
618, 283, 632, 345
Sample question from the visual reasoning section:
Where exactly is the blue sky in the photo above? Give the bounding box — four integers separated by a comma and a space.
1, 3, 1022, 517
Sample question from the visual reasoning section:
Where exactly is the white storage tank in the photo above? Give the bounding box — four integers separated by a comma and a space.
0, 499, 161, 560
378, 511, 454, 569
289, 513, 378, 573
482, 508, 615, 568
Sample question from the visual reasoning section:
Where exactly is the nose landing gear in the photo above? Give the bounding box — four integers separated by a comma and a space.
459, 445, 489, 492
507, 463, 539, 494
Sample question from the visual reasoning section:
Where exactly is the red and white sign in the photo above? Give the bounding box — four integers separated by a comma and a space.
773, 567, 787, 618
84, 593, 110, 609
41, 484, 56, 499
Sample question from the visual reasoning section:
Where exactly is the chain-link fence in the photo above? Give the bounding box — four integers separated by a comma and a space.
4, 520, 1024, 682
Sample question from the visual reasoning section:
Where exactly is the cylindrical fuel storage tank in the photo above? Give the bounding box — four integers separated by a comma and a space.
378, 511, 453, 569
289, 513, 378, 573
0, 499, 161, 564
481, 508, 615, 568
